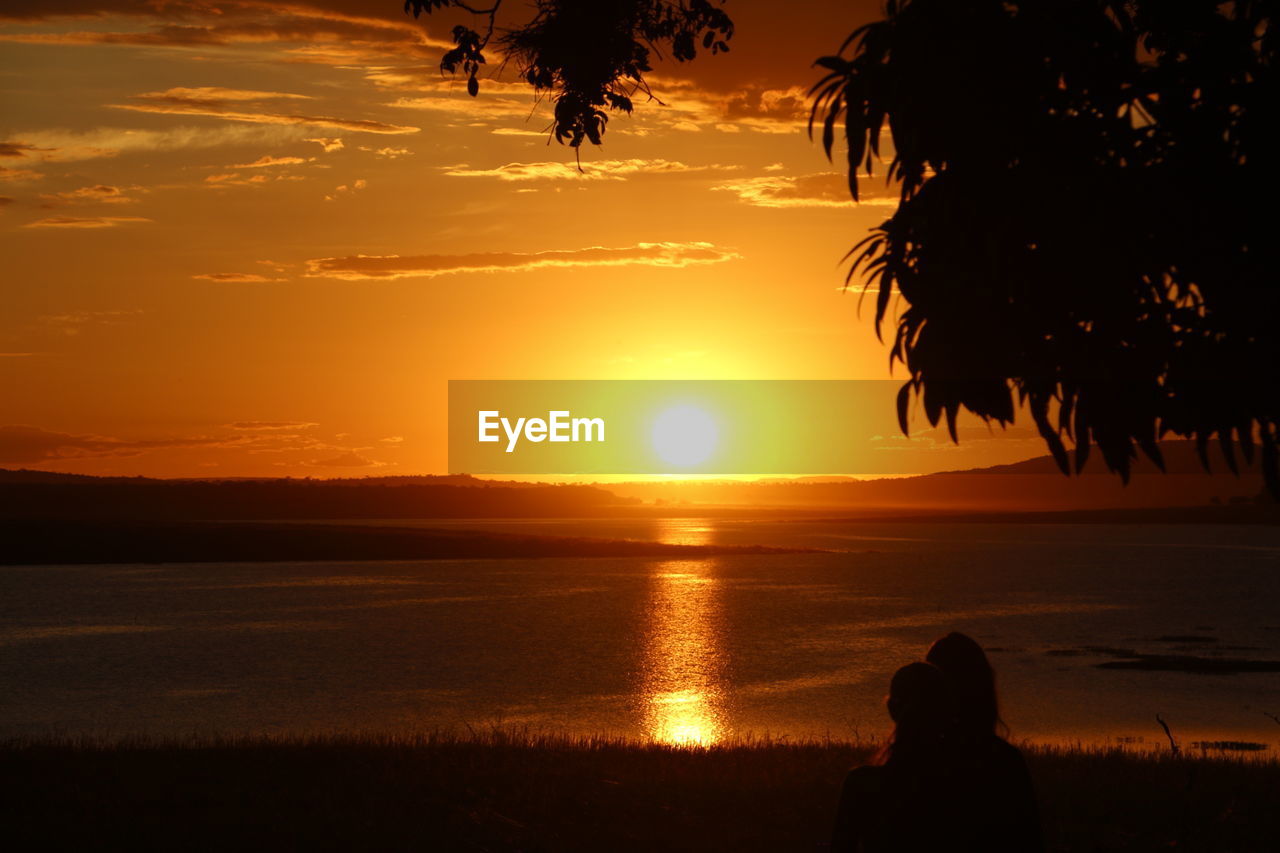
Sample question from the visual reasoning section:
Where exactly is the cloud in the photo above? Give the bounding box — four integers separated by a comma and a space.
22, 216, 152, 228
228, 421, 318, 430
0, 418, 341, 464
4, 125, 314, 162
443, 158, 737, 182
367, 71, 532, 96
0, 142, 54, 158
560, 78, 807, 135
304, 241, 740, 281
0, 166, 42, 182
0, 424, 224, 464
490, 127, 548, 137
0, 6, 448, 64
231, 154, 312, 168
40, 310, 142, 335
389, 95, 541, 120
0, 27, 224, 47
721, 86, 810, 130
868, 424, 1043, 452
204, 171, 305, 187
111, 88, 420, 135
305, 450, 380, 468
306, 137, 344, 152
153, 87, 313, 102
39, 184, 138, 206
193, 272, 287, 282
0, 196, 13, 206
712, 172, 899, 209
358, 145, 411, 158
323, 178, 365, 201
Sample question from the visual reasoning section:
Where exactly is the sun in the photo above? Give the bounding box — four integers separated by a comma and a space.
651, 404, 719, 468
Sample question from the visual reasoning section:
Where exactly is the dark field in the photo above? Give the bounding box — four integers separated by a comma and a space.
4, 732, 1277, 852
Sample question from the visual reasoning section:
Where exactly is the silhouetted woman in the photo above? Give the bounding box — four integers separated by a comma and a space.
830, 662, 958, 852
925, 632, 1043, 852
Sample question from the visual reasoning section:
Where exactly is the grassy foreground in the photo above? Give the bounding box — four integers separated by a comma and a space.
3, 730, 1277, 852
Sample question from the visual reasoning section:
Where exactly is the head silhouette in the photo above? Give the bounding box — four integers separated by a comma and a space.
925, 632, 1003, 737
880, 661, 950, 767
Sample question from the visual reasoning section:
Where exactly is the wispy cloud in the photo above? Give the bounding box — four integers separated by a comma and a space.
153, 87, 313, 102
204, 171, 305, 187
304, 450, 382, 468
323, 178, 366, 201
0, 6, 448, 64
443, 158, 738, 182
112, 88, 420, 135
193, 272, 287, 282
230, 154, 313, 168
4, 125, 313, 163
306, 137, 344, 153
490, 128, 548, 137
0, 142, 53, 158
359, 145, 412, 159
304, 242, 741, 281
228, 421, 318, 431
22, 216, 152, 229
0, 166, 42, 182
389, 95, 540, 120
367, 72, 532, 96
39, 185, 139, 206
713, 172, 898, 209
39, 310, 142, 335
0, 419, 356, 465
0, 425, 226, 464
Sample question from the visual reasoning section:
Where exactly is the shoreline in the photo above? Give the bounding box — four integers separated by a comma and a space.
0, 518, 812, 566
3, 504, 1276, 566
4, 729, 1276, 759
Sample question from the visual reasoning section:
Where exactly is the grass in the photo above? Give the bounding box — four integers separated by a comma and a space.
3, 729, 1277, 852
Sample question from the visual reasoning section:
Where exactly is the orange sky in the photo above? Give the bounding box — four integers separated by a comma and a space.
0, 1, 1047, 477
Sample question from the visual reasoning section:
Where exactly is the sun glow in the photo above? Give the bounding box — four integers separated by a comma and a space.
651, 404, 719, 468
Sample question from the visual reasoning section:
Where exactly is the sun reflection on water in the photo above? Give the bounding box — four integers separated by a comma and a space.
639, 520, 729, 747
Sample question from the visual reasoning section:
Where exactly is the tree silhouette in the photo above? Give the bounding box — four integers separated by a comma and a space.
405, 1, 732, 148
813, 0, 1277, 494
407, 0, 1278, 495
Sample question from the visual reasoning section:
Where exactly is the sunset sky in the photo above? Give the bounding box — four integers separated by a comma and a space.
0, 0, 1045, 477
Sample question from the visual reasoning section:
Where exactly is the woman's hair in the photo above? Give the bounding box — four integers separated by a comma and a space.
877, 661, 950, 767
925, 631, 1005, 737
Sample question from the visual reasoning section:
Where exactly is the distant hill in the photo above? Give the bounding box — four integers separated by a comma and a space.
0, 469, 554, 489
0, 475, 635, 520
941, 440, 1255, 476
0, 469, 142, 485
602, 441, 1270, 511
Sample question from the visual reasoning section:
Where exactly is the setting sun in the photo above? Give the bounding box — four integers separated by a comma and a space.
651, 404, 720, 468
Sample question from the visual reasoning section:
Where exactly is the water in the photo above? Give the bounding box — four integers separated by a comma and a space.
3, 518, 1279, 750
